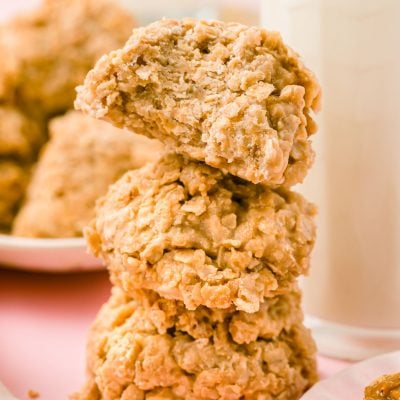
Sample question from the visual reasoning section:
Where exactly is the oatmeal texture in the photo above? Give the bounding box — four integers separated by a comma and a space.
86, 153, 316, 312
71, 287, 317, 400
365, 373, 400, 400
12, 111, 161, 238
76, 18, 321, 186
0, 161, 29, 231
0, 0, 135, 116
0, 106, 44, 161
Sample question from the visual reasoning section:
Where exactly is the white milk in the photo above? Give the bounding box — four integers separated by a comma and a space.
262, 0, 400, 359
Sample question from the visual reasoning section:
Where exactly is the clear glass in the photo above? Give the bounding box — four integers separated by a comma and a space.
262, 0, 400, 360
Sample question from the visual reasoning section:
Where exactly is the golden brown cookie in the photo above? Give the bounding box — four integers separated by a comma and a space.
0, 0, 135, 116
365, 373, 400, 400
12, 111, 161, 238
76, 18, 320, 186
86, 153, 316, 312
72, 287, 317, 400
0, 161, 29, 232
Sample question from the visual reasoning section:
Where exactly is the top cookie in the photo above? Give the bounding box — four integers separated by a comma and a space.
76, 18, 320, 186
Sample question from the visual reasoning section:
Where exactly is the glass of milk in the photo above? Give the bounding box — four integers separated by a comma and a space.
262, 0, 400, 360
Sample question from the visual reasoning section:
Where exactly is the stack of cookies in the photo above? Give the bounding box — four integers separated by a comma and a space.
74, 19, 321, 400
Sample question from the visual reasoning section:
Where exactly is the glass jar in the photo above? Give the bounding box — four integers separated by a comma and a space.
262, 0, 400, 360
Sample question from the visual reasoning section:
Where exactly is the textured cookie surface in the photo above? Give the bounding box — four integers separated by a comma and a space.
76, 18, 320, 186
0, 161, 28, 231
86, 153, 316, 312
0, 0, 135, 116
72, 287, 317, 400
12, 111, 161, 238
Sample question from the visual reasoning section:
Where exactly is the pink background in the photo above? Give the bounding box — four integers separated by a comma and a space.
0, 268, 350, 400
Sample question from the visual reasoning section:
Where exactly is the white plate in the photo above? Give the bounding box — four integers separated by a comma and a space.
0, 234, 103, 272
302, 351, 400, 399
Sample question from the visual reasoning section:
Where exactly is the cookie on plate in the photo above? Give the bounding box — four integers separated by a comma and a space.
0, 0, 135, 116
13, 111, 161, 238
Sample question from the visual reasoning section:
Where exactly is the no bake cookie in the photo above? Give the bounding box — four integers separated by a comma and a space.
365, 373, 400, 400
76, 18, 320, 186
72, 287, 317, 400
13, 111, 161, 238
86, 153, 316, 312
0, 0, 135, 116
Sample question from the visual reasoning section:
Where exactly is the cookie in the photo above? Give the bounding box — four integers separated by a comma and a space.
76, 18, 320, 186
0, 0, 135, 116
72, 287, 317, 400
86, 153, 316, 312
12, 111, 161, 238
364, 372, 400, 400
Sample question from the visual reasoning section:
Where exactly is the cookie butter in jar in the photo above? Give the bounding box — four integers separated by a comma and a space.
262, 0, 400, 359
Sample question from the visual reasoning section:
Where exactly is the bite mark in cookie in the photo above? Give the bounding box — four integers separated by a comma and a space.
75, 18, 320, 186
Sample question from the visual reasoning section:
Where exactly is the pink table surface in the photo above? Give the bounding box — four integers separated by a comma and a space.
0, 268, 350, 400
